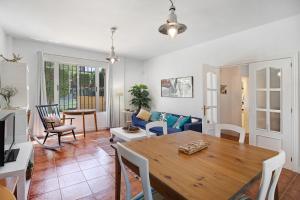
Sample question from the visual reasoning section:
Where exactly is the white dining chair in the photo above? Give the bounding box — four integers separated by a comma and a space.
215, 123, 246, 144
146, 121, 167, 137
116, 142, 163, 200
239, 150, 286, 200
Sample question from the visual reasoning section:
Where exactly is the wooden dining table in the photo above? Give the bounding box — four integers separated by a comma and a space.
113, 131, 278, 200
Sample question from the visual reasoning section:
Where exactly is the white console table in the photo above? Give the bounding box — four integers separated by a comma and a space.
0, 142, 33, 200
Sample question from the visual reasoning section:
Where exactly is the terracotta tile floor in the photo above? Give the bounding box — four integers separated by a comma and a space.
29, 130, 300, 200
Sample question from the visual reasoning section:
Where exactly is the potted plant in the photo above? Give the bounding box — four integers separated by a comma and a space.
0, 86, 17, 109
129, 84, 151, 112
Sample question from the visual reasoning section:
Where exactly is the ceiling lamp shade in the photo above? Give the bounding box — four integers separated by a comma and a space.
159, 0, 187, 38
106, 27, 119, 64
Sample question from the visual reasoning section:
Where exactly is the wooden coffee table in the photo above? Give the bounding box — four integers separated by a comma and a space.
62, 109, 98, 137
110, 127, 155, 142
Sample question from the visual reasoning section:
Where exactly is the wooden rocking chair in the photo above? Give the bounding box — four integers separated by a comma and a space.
36, 104, 77, 147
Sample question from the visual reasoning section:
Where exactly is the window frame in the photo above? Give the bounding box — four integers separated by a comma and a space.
43, 55, 108, 112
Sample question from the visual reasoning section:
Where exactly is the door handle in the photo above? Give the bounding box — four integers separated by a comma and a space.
202, 105, 210, 116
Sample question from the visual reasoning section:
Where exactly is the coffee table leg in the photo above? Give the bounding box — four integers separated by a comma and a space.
94, 111, 98, 131
115, 149, 121, 200
82, 113, 86, 137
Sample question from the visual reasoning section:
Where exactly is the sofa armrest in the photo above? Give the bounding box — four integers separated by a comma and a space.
184, 122, 202, 132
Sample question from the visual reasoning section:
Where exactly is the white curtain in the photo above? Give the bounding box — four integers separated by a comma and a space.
106, 63, 114, 128
28, 51, 48, 138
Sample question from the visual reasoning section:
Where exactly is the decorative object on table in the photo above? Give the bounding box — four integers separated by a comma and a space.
220, 84, 227, 94
122, 126, 140, 133
178, 140, 209, 155
129, 84, 151, 112
0, 53, 22, 63
116, 89, 124, 126
0, 86, 18, 109
136, 108, 151, 121
26, 161, 33, 180
161, 76, 193, 98
158, 0, 187, 38
106, 27, 119, 64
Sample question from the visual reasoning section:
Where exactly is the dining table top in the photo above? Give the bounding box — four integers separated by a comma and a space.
123, 131, 278, 200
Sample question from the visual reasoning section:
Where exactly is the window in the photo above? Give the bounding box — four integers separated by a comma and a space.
44, 61, 106, 112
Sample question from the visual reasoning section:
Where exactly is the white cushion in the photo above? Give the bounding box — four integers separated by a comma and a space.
48, 125, 76, 132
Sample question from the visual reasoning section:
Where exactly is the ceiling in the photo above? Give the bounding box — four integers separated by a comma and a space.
0, 0, 300, 60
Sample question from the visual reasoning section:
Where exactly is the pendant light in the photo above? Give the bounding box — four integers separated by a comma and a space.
159, 0, 187, 38
106, 27, 119, 64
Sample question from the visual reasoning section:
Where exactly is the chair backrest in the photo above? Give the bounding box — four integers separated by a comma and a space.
146, 121, 167, 136
0, 185, 16, 200
36, 104, 61, 130
257, 150, 286, 200
116, 142, 153, 200
215, 123, 246, 143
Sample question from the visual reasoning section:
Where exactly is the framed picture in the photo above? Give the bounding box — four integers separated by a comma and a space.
161, 76, 193, 98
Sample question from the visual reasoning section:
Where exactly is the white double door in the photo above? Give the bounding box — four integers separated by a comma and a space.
249, 58, 293, 169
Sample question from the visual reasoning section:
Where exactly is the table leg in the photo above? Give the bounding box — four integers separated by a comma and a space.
82, 113, 86, 137
115, 149, 121, 200
17, 173, 26, 200
94, 111, 98, 131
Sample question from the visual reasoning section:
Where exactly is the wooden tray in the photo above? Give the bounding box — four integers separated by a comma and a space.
178, 140, 209, 155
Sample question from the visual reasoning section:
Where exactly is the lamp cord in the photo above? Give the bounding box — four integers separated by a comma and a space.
169, 0, 174, 7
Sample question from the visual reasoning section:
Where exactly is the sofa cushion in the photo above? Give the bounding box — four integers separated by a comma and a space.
149, 127, 181, 136
134, 118, 148, 129
150, 111, 161, 121
166, 115, 178, 127
136, 109, 151, 121
175, 116, 191, 130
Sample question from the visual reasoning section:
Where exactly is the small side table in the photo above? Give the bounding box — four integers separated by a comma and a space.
63, 109, 98, 137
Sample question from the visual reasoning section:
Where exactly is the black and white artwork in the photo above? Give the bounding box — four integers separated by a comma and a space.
161, 76, 193, 98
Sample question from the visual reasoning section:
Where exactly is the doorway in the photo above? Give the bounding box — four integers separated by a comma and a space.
219, 65, 250, 141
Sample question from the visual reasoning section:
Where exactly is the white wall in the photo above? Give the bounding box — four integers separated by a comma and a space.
9, 38, 143, 130
0, 26, 7, 57
143, 14, 300, 117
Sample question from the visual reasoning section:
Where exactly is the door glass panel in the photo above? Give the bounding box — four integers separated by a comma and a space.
207, 91, 212, 106
270, 91, 280, 110
79, 66, 96, 109
256, 111, 266, 129
212, 91, 217, 106
44, 61, 55, 104
59, 64, 78, 111
212, 73, 217, 89
270, 68, 281, 88
256, 91, 266, 108
99, 68, 106, 112
207, 72, 212, 89
207, 109, 212, 124
270, 112, 280, 132
212, 108, 217, 123
256, 69, 266, 88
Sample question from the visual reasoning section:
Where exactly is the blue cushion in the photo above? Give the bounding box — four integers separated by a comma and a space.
175, 116, 191, 130
166, 115, 178, 127
150, 111, 161, 121
132, 114, 148, 129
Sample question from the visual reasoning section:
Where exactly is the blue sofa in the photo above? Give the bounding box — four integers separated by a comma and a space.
132, 113, 202, 136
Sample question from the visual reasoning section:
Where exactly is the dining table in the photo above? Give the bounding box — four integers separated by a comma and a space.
113, 131, 279, 200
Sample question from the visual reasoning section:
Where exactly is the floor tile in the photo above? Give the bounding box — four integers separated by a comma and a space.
58, 171, 86, 188
78, 159, 100, 170
87, 175, 114, 194
76, 154, 96, 162
82, 166, 109, 180
30, 189, 62, 200
61, 182, 92, 200
30, 178, 60, 196
31, 168, 57, 182
57, 162, 81, 176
